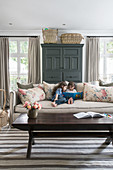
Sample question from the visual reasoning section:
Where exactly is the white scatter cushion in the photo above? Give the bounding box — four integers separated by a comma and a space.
83, 83, 113, 102
91, 81, 99, 86
18, 87, 45, 104
43, 81, 58, 100
76, 83, 84, 92
65, 81, 69, 85
76, 81, 99, 92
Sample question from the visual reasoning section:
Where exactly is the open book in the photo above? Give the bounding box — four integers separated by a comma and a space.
73, 112, 106, 119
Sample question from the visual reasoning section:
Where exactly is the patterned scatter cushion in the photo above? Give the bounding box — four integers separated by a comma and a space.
18, 87, 45, 104
43, 81, 58, 100
33, 83, 44, 91
83, 83, 113, 102
63, 92, 83, 100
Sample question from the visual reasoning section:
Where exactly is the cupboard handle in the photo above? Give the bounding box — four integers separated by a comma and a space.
50, 76, 55, 78
68, 76, 78, 78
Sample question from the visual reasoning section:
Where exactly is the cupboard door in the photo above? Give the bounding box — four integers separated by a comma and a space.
43, 71, 62, 83
63, 71, 82, 82
62, 47, 82, 82
43, 47, 62, 83
42, 44, 83, 83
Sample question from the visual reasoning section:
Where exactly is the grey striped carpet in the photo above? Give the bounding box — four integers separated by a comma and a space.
0, 128, 113, 169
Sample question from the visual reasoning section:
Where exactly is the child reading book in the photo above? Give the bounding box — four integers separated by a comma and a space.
63, 82, 83, 101
66, 81, 76, 104
51, 81, 68, 107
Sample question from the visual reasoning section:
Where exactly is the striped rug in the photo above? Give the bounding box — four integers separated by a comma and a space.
0, 128, 113, 169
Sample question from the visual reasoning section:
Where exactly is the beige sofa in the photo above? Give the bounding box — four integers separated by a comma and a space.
9, 89, 113, 125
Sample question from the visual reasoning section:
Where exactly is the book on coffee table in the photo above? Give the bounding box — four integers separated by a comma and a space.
73, 112, 106, 119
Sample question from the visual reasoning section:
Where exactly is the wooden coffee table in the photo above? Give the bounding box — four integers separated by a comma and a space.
12, 113, 113, 158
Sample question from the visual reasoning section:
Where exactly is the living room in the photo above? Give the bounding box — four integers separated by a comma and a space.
1, 0, 113, 169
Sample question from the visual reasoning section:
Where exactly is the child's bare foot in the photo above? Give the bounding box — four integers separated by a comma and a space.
68, 98, 73, 104
70, 97, 73, 104
51, 102, 57, 107
68, 98, 71, 104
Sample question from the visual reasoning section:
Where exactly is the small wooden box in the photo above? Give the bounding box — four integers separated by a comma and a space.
0, 110, 8, 127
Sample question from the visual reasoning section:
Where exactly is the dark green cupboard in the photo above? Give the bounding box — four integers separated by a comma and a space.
41, 44, 84, 83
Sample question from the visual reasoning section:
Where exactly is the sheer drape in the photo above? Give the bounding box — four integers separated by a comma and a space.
86, 37, 100, 82
28, 37, 41, 84
0, 38, 10, 106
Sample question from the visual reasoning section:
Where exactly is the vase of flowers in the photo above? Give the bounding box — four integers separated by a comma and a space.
23, 101, 42, 118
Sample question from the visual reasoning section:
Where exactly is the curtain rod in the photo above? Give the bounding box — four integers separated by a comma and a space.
87, 36, 113, 38
0, 36, 38, 38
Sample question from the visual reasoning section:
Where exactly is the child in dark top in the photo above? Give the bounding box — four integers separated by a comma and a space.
51, 81, 68, 107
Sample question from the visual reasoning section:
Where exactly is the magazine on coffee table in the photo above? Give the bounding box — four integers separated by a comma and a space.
73, 112, 106, 119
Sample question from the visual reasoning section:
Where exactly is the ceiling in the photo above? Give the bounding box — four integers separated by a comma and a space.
0, 0, 113, 31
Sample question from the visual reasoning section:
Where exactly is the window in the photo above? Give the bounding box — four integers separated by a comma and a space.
99, 38, 113, 82
9, 38, 29, 91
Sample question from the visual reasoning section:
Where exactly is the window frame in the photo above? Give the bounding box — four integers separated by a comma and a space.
99, 38, 113, 82
9, 38, 29, 90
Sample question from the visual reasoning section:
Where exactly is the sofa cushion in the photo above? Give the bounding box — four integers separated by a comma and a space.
15, 99, 113, 114
99, 79, 113, 87
83, 83, 113, 102
75, 81, 99, 92
75, 83, 84, 92
17, 82, 33, 89
43, 81, 58, 100
33, 83, 44, 91
18, 87, 45, 104
15, 104, 27, 113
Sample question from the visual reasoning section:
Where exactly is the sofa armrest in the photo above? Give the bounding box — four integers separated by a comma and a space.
9, 91, 14, 126
9, 91, 21, 126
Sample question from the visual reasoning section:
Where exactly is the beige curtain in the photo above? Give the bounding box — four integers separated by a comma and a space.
0, 38, 10, 107
86, 37, 100, 82
28, 37, 41, 84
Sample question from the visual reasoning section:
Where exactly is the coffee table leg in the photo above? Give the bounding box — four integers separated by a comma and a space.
32, 138, 35, 145
110, 128, 113, 145
27, 130, 33, 158
111, 130, 113, 146
105, 136, 112, 144
105, 128, 113, 145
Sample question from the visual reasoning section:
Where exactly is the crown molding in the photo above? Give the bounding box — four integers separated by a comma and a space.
0, 29, 113, 36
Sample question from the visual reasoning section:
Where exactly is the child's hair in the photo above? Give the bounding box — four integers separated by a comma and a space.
52, 81, 67, 96
68, 81, 75, 89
